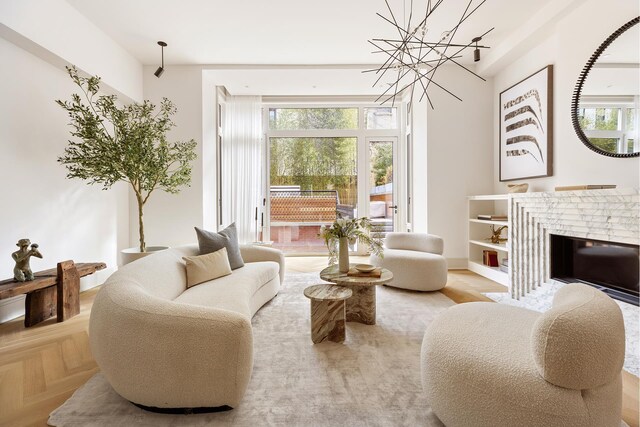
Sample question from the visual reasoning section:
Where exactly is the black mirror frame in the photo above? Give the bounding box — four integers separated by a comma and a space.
571, 16, 640, 158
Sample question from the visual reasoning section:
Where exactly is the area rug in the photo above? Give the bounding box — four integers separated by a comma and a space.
48, 272, 454, 426
485, 282, 639, 377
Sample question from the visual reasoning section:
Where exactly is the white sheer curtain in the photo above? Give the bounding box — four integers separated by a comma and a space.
221, 96, 263, 243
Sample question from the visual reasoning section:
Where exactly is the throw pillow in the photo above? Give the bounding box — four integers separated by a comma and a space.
195, 223, 245, 269
183, 248, 232, 288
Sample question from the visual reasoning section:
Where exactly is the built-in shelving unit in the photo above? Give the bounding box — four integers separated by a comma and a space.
468, 194, 509, 286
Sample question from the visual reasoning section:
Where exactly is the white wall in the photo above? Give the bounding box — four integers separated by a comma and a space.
136, 66, 206, 249
425, 65, 495, 266
0, 0, 143, 103
492, 0, 640, 193
0, 37, 129, 322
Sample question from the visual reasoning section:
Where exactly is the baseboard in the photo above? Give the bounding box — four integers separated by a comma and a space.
446, 258, 468, 270
0, 267, 116, 325
0, 296, 26, 324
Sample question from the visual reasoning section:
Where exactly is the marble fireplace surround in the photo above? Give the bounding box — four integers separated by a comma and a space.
508, 188, 639, 299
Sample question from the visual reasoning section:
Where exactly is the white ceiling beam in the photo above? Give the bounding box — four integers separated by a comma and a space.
477, 0, 588, 76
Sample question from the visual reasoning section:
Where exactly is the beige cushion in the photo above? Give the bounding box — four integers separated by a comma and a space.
531, 283, 625, 390
183, 248, 232, 288
175, 261, 279, 318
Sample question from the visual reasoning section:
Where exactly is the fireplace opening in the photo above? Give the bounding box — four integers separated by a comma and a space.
550, 234, 639, 306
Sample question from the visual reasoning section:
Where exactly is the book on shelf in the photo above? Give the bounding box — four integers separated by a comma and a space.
483, 250, 499, 267
477, 214, 508, 221
501, 257, 509, 267
554, 185, 616, 191
499, 264, 509, 273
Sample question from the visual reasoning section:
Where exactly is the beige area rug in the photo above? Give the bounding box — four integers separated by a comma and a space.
48, 272, 454, 426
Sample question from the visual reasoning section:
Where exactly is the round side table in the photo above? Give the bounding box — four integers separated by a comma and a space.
303, 284, 352, 344
320, 264, 393, 325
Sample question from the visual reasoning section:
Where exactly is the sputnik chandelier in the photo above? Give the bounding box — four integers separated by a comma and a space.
365, 0, 494, 108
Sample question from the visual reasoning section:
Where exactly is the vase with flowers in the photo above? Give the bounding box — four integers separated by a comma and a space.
319, 217, 384, 273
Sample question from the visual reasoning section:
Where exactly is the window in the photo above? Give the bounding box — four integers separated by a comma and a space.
364, 107, 398, 129
578, 104, 638, 154
268, 108, 358, 130
265, 104, 404, 254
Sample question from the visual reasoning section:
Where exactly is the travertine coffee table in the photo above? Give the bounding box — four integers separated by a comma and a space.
303, 284, 353, 344
320, 264, 393, 325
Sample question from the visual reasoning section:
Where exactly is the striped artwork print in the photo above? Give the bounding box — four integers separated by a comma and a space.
499, 65, 553, 181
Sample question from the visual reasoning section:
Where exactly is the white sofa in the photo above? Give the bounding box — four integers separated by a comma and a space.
421, 283, 625, 427
89, 244, 284, 411
369, 232, 447, 291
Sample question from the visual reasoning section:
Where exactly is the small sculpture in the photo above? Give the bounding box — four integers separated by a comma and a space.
12, 239, 43, 282
489, 225, 508, 245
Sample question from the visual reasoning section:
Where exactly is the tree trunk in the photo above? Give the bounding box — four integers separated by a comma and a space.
136, 194, 145, 252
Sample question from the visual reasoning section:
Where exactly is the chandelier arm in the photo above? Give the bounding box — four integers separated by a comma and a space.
367, 39, 402, 77
379, 39, 436, 69
421, 0, 474, 94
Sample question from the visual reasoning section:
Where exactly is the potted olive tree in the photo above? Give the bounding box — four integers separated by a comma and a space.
57, 66, 197, 264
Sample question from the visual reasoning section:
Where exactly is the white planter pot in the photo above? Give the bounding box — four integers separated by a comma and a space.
120, 246, 169, 265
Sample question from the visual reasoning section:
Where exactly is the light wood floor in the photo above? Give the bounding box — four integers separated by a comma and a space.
0, 258, 637, 427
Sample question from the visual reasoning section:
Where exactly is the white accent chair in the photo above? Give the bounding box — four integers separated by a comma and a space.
421, 283, 625, 427
369, 232, 447, 291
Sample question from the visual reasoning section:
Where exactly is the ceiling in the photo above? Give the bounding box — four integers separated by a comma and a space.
66, 0, 555, 66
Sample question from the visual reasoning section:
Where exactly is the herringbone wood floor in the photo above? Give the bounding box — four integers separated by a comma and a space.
0, 260, 638, 426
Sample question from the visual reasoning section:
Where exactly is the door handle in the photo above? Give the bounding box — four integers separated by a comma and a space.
389, 205, 398, 213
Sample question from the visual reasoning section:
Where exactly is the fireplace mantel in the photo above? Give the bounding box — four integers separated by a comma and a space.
508, 188, 639, 299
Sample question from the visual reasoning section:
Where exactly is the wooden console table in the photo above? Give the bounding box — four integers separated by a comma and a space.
0, 261, 106, 327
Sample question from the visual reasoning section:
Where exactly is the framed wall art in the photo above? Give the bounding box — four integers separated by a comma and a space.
499, 65, 553, 181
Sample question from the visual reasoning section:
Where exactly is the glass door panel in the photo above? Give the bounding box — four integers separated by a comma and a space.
368, 139, 396, 239
268, 137, 357, 254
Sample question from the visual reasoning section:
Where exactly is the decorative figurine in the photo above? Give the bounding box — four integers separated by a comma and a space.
12, 239, 43, 282
489, 225, 508, 245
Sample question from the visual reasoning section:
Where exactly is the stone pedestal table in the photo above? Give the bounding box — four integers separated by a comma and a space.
320, 264, 394, 325
303, 284, 352, 344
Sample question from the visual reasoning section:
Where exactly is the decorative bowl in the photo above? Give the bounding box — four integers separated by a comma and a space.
355, 264, 376, 273
507, 183, 529, 193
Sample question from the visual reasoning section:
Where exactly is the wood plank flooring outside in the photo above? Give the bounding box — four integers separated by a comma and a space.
0, 257, 637, 426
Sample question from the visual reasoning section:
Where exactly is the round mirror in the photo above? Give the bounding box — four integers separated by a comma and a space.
571, 17, 639, 158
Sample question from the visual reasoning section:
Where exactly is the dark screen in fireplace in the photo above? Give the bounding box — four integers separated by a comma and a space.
550, 234, 639, 306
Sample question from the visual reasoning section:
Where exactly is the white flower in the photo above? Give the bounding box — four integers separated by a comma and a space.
336, 218, 348, 228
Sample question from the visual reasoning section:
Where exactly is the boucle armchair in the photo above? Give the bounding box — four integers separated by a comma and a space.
421, 283, 625, 427
369, 232, 447, 291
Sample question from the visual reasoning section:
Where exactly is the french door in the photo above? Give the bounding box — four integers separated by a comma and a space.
365, 137, 398, 241
263, 106, 405, 255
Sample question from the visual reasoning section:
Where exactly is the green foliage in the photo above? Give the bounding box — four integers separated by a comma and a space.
370, 142, 393, 186
56, 66, 197, 251
270, 137, 357, 206
589, 138, 618, 153
319, 217, 384, 265
269, 108, 358, 130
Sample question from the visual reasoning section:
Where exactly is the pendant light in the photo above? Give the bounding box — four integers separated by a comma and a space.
366, 0, 493, 108
473, 36, 482, 62
154, 41, 167, 78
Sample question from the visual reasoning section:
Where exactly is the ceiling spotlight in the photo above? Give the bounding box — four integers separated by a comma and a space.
154, 41, 167, 78
473, 36, 482, 62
